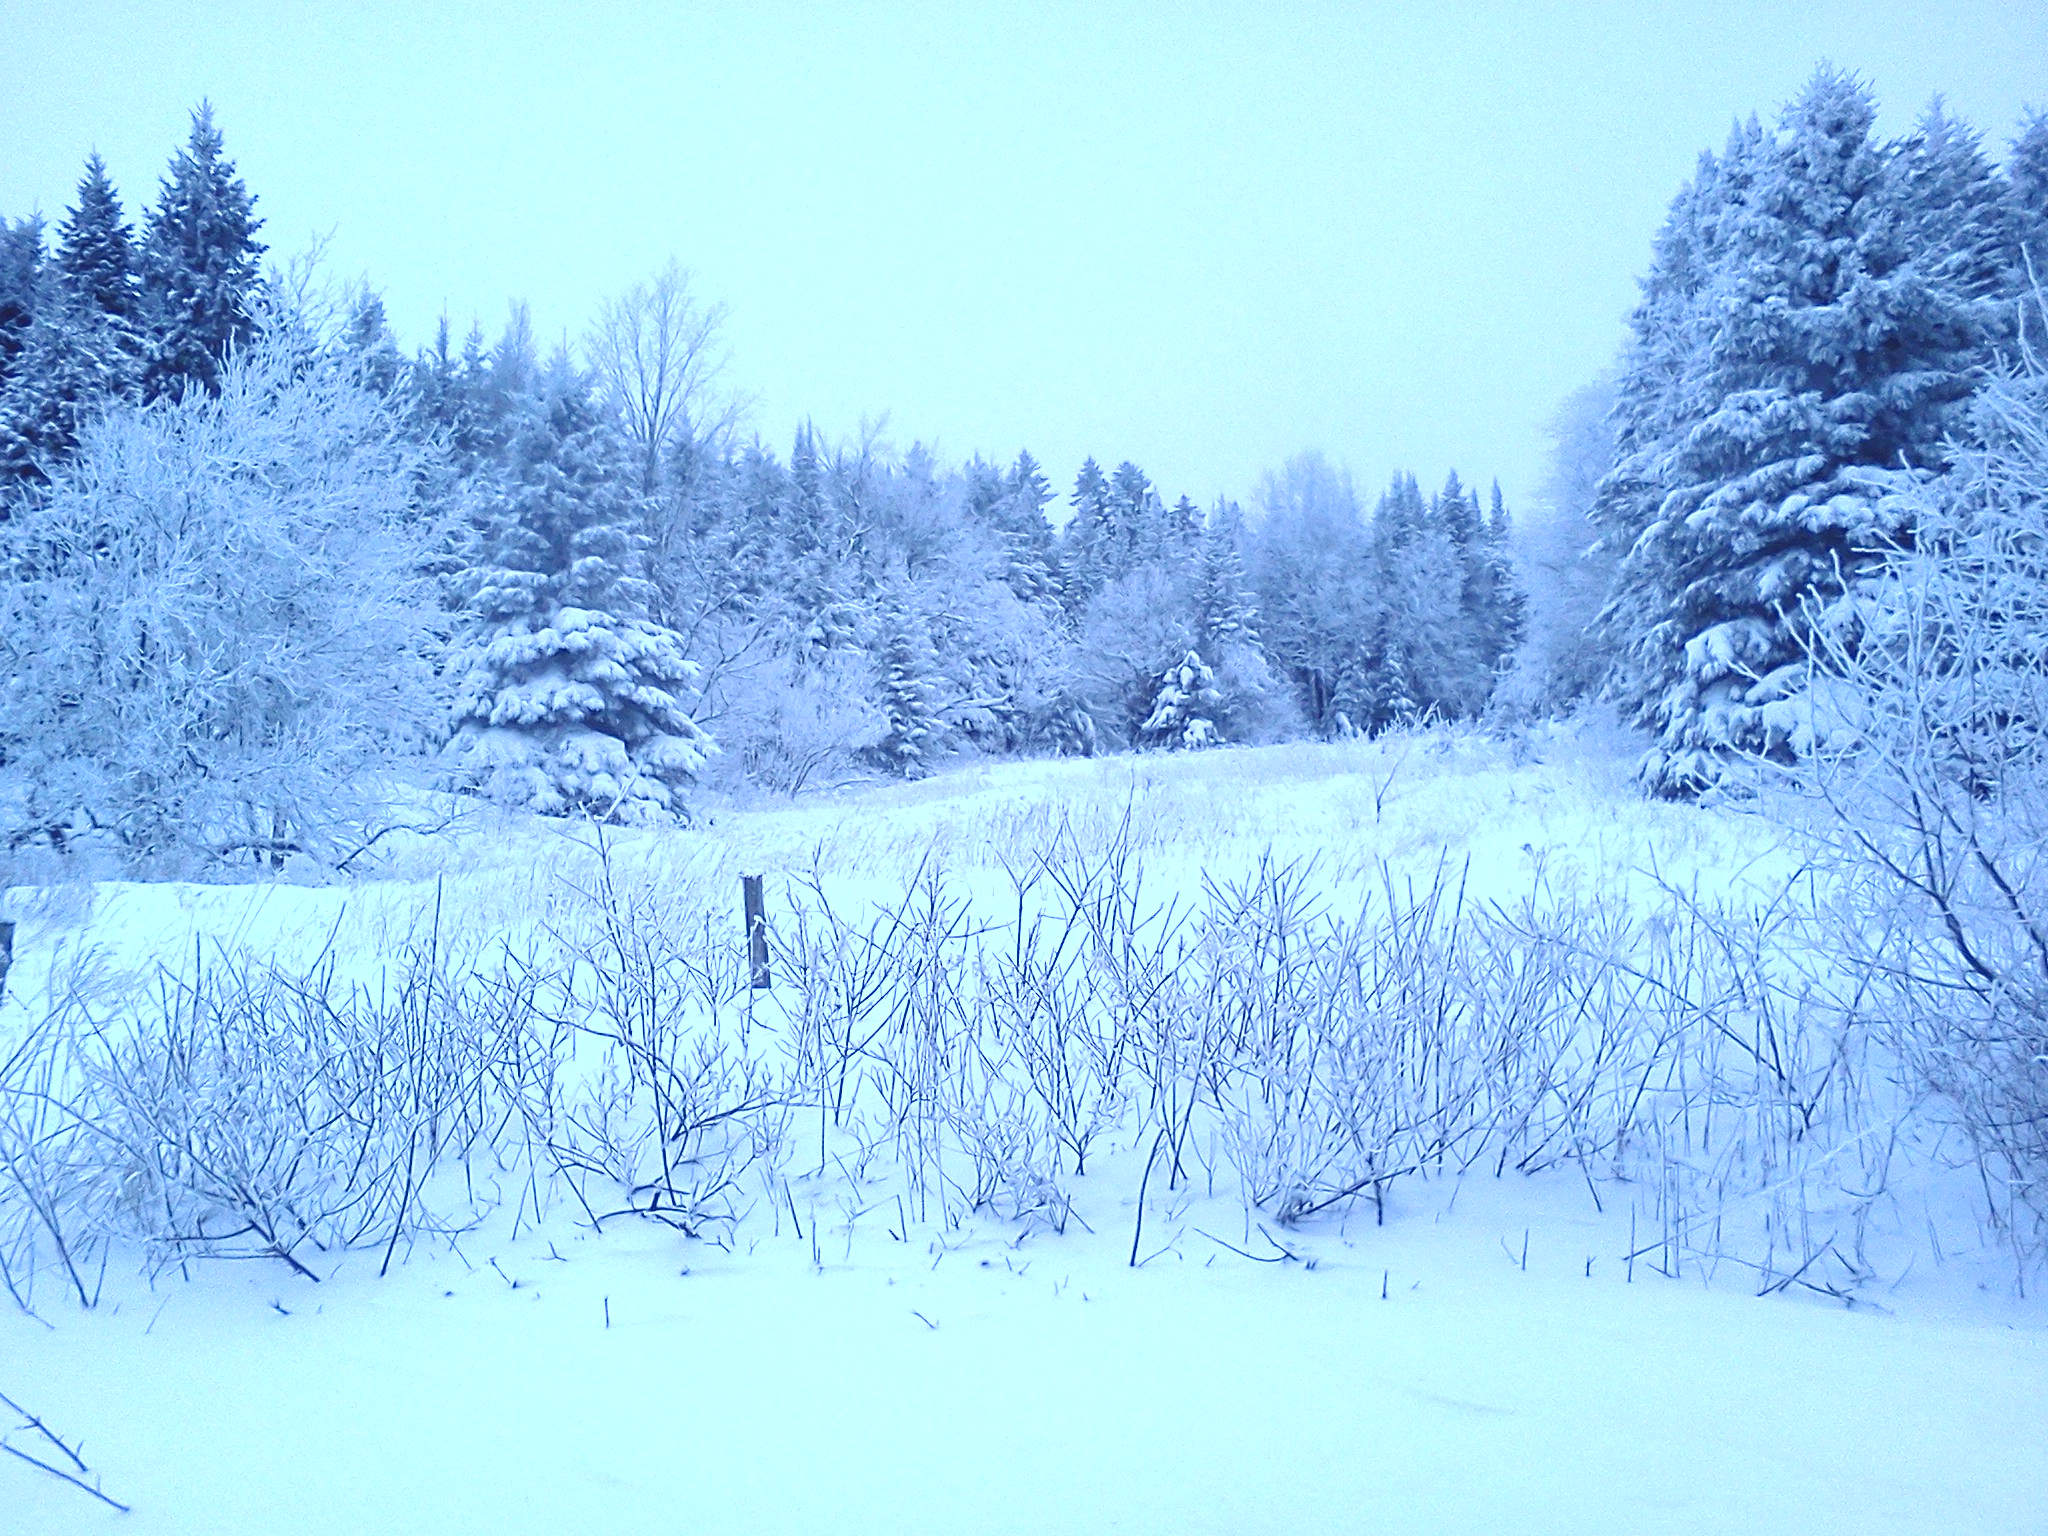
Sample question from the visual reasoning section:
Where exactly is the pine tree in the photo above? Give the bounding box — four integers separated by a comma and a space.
1466, 480, 1526, 679
0, 308, 139, 486
1372, 474, 1470, 719
999, 450, 1060, 602
1106, 459, 1163, 572
56, 154, 143, 331
1590, 118, 1766, 703
338, 287, 405, 398
141, 103, 266, 401
2011, 112, 2048, 350
447, 361, 713, 821
1890, 101, 2016, 312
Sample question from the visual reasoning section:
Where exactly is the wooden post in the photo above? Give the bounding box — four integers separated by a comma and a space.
742, 876, 771, 989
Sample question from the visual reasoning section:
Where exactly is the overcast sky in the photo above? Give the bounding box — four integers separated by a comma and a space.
3, 2, 2043, 515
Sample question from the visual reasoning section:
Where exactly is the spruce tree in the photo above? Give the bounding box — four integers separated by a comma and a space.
1060, 456, 1112, 608
1138, 651, 1222, 749
56, 154, 142, 331
1194, 500, 1260, 653
0, 156, 156, 487
141, 103, 266, 401
1467, 481, 1526, 681
0, 309, 138, 486
1599, 70, 2010, 793
0, 218, 40, 396
999, 449, 1060, 602
1106, 460, 1163, 572
2011, 112, 2048, 350
866, 583, 942, 777
447, 361, 713, 821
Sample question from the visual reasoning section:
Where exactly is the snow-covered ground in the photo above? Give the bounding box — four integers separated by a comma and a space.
3, 729, 2045, 1534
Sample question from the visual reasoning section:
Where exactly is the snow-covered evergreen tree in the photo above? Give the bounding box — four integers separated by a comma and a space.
1598, 69, 2013, 794
446, 359, 713, 821
2011, 112, 2048, 351
0, 157, 146, 485
141, 103, 266, 401
866, 581, 943, 777
1059, 456, 1113, 609
962, 450, 1060, 604
1194, 500, 1259, 653
1138, 650, 1222, 749
0, 218, 39, 399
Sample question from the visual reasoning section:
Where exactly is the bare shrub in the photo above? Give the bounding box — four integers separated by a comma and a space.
1792, 340, 2048, 1263
540, 835, 792, 1237
0, 926, 524, 1294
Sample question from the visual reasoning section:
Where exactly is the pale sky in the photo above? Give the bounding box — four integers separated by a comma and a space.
3, 1, 2042, 514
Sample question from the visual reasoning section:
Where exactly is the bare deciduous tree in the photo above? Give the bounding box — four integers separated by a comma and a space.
585, 258, 740, 494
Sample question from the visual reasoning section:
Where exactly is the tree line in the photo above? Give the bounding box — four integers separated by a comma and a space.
0, 106, 1524, 869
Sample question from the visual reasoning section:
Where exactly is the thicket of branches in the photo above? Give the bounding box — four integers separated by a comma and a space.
1790, 336, 2048, 1256
0, 824, 1912, 1310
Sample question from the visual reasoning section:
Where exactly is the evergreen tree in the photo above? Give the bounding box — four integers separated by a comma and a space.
1194, 499, 1259, 653
0, 160, 147, 487
1138, 650, 1222, 749
1060, 456, 1112, 608
1105, 459, 1164, 572
55, 154, 142, 331
1467, 480, 1526, 679
999, 450, 1061, 602
447, 361, 713, 821
1590, 118, 1766, 703
2011, 112, 2048, 349
959, 451, 1059, 604
338, 286, 405, 399
0, 306, 139, 486
1374, 473, 1471, 718
866, 581, 942, 777
0, 217, 40, 396
141, 102, 266, 401
1890, 101, 2016, 311
1598, 69, 2011, 793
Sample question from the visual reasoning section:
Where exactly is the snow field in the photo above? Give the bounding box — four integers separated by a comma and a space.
2, 727, 2044, 1533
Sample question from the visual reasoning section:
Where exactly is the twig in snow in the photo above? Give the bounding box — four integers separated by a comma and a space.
2, 1443, 132, 1513
0, 1389, 130, 1513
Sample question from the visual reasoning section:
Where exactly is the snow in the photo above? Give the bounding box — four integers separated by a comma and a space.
3, 727, 2045, 1533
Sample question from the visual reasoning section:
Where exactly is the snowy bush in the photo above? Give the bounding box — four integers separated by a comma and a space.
0, 931, 530, 1303
536, 838, 791, 1235
1794, 340, 2048, 1256
705, 644, 886, 796
0, 785, 1920, 1305
0, 303, 441, 873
